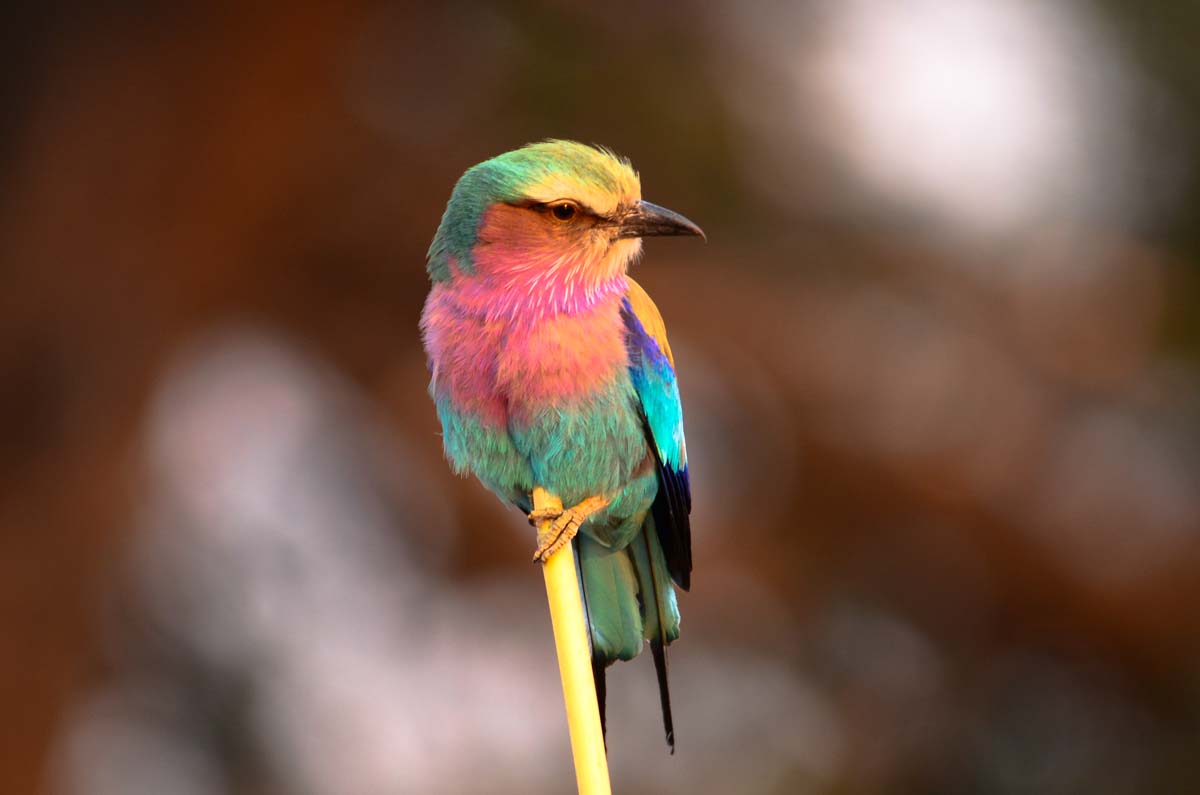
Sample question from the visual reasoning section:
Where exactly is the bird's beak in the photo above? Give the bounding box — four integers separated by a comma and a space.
616, 200, 706, 242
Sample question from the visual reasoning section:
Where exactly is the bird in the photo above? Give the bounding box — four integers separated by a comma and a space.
420, 140, 701, 750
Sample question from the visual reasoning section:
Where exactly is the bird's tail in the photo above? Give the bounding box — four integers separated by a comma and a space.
576, 515, 681, 750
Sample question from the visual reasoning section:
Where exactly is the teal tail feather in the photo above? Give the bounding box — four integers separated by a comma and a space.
577, 516, 680, 751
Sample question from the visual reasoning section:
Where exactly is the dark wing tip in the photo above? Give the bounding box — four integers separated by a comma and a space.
651, 459, 693, 591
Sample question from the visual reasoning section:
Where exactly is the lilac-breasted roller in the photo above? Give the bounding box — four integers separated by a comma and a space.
421, 140, 701, 749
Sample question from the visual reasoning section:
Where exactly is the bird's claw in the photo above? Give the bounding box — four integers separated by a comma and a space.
527, 507, 561, 526
531, 509, 585, 562
529, 494, 610, 563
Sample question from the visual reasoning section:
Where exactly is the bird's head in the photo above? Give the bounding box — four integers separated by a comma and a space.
427, 141, 703, 314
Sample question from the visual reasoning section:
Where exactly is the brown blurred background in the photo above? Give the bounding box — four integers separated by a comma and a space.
4, 2, 1200, 793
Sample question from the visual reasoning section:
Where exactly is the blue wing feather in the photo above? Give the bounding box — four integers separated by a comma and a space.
621, 291, 692, 590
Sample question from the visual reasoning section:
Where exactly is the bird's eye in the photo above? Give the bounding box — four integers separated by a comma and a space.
549, 202, 577, 222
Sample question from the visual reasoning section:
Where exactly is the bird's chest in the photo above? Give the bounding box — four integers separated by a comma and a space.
495, 302, 630, 411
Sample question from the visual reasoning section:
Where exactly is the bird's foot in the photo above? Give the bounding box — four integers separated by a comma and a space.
530, 494, 609, 563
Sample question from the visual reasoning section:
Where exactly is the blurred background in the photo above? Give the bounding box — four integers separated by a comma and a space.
5, 2, 1200, 793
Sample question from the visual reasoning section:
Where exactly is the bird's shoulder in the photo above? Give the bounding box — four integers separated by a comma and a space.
623, 277, 674, 369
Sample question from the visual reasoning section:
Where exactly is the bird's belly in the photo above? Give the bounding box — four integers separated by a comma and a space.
508, 379, 649, 508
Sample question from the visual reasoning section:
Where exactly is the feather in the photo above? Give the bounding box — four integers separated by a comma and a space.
621, 280, 693, 590
593, 657, 609, 744
577, 534, 643, 663
630, 519, 681, 750
651, 639, 674, 753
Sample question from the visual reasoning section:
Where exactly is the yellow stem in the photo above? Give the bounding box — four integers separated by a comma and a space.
533, 487, 612, 795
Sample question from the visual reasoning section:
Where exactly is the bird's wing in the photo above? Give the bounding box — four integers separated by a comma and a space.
622, 278, 692, 591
